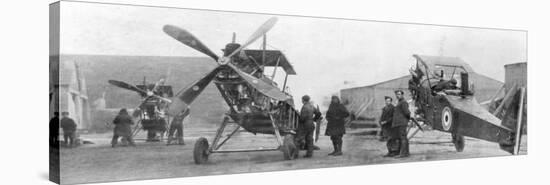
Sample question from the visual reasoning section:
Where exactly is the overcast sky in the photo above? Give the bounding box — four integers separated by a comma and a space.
60, 1, 527, 105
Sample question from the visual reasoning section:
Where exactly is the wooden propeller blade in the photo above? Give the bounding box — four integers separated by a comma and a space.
108, 80, 147, 95
167, 67, 222, 115
163, 25, 219, 61
226, 17, 278, 58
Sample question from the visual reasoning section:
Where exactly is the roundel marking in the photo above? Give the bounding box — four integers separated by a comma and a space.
192, 86, 200, 91
441, 106, 453, 131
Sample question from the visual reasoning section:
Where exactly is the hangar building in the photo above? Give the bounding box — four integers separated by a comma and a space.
340, 73, 503, 124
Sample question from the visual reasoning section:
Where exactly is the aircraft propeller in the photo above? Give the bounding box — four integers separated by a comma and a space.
108, 80, 172, 104
162, 17, 287, 116
163, 25, 219, 61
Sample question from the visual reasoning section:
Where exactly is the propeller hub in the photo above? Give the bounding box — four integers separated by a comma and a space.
218, 57, 230, 65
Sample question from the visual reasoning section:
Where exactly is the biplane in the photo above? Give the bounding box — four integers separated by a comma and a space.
408, 54, 525, 154
108, 76, 175, 142
161, 17, 304, 164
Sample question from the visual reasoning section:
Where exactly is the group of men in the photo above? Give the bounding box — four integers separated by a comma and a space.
298, 95, 350, 158
48, 108, 187, 149
379, 90, 411, 158
49, 112, 78, 148
50, 91, 411, 158
297, 90, 411, 159
110, 107, 187, 148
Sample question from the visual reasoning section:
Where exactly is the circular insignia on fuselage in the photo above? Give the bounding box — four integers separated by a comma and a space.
192, 86, 200, 91
441, 106, 453, 131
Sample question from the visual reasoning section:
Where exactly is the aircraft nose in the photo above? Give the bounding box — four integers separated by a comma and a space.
218, 57, 230, 65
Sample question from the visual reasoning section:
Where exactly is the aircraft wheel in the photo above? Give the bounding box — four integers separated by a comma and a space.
452, 133, 465, 152
193, 137, 210, 164
282, 134, 299, 160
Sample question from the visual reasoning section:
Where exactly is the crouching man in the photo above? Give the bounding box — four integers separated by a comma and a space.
111, 108, 136, 147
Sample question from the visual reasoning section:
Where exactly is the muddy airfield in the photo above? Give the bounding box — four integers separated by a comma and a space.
59, 125, 527, 184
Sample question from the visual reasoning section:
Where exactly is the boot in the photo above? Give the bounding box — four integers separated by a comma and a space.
384, 139, 398, 157
395, 138, 410, 158
166, 137, 173, 145
177, 137, 185, 145
328, 140, 337, 156
111, 138, 117, 148
333, 140, 343, 156
383, 153, 397, 157
303, 146, 313, 158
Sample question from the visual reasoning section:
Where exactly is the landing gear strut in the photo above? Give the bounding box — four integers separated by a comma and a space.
192, 116, 297, 165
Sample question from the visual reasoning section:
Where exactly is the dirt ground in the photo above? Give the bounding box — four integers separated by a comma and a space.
58, 126, 527, 184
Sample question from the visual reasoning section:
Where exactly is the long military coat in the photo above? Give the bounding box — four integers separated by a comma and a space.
113, 114, 134, 137
325, 103, 350, 136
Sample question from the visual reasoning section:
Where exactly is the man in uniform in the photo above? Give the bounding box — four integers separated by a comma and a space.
167, 108, 190, 145
49, 112, 60, 147
380, 97, 400, 157
379, 96, 394, 141
59, 112, 77, 148
299, 95, 321, 158
392, 90, 411, 158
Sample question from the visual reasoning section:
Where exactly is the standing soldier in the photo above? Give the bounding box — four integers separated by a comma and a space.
380, 96, 399, 157
59, 112, 77, 148
379, 96, 394, 141
299, 95, 321, 158
325, 96, 350, 156
49, 112, 60, 147
392, 90, 411, 158
167, 108, 190, 145
111, 108, 136, 147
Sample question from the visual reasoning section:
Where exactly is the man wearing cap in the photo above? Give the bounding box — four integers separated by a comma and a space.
392, 90, 411, 158
380, 96, 400, 157
299, 95, 321, 158
59, 112, 77, 148
379, 96, 394, 141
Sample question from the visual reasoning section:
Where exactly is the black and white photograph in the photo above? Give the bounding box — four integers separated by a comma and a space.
47, 1, 529, 184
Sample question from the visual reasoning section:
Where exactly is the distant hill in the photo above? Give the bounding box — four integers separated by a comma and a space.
61, 54, 228, 126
